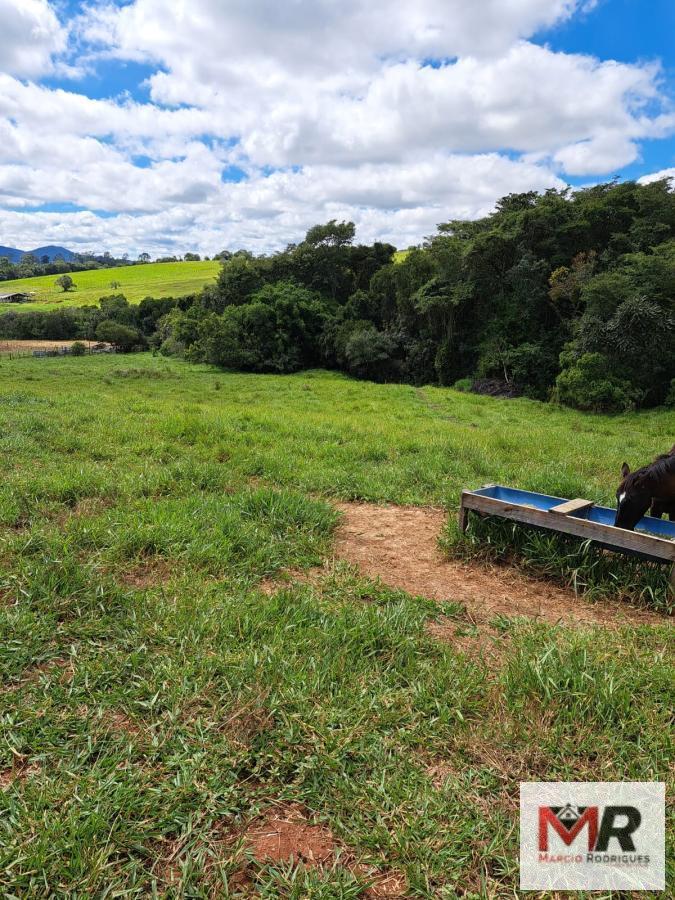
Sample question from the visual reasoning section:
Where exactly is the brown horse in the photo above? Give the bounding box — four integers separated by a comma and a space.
615, 444, 675, 530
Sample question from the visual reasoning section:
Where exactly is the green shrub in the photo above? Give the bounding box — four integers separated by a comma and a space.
453, 377, 473, 392
343, 324, 399, 381
554, 352, 641, 413
666, 379, 675, 408
70, 341, 86, 356
95, 320, 144, 352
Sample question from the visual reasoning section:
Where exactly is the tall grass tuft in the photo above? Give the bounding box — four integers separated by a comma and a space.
443, 513, 673, 612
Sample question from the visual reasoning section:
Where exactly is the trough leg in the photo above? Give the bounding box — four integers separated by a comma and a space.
670, 564, 675, 597
458, 504, 469, 533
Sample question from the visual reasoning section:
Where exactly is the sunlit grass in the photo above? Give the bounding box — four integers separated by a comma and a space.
0, 259, 220, 311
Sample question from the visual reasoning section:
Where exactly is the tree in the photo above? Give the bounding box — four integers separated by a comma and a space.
304, 220, 355, 248
95, 320, 142, 352
138, 252, 151, 263
201, 282, 328, 372
55, 274, 75, 292
184, 252, 201, 261
98, 294, 135, 326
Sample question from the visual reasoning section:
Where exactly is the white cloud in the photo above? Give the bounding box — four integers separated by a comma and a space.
0, 154, 565, 255
637, 167, 675, 185
78, 0, 584, 71
0, 0, 672, 253
0, 0, 66, 76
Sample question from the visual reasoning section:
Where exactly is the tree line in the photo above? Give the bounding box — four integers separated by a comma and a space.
1, 179, 673, 411
0, 295, 178, 351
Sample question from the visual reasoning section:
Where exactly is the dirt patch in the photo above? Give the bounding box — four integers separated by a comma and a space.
118, 558, 175, 590
241, 805, 407, 896
258, 567, 322, 596
0, 756, 40, 790
333, 502, 666, 627
358, 868, 408, 897
151, 837, 186, 887
244, 804, 335, 867
98, 709, 142, 738
219, 694, 273, 747
54, 496, 114, 528
1, 655, 75, 693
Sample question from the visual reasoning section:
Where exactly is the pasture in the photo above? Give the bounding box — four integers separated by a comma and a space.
0, 355, 672, 896
0, 260, 220, 312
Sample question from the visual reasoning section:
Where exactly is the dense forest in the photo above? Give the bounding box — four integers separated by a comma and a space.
2, 179, 674, 411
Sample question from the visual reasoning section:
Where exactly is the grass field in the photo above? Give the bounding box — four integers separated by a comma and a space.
0, 355, 672, 896
0, 260, 220, 312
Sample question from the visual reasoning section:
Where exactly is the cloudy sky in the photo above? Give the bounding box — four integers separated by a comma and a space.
1, 0, 674, 256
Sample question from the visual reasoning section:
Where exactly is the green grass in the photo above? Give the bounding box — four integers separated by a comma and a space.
0, 355, 672, 896
0, 260, 220, 312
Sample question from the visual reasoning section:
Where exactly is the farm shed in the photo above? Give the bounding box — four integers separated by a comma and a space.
0, 292, 29, 303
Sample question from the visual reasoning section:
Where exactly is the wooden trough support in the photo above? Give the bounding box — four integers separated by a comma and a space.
458, 484, 675, 590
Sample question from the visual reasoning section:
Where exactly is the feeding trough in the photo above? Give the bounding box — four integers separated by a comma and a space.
458, 485, 675, 580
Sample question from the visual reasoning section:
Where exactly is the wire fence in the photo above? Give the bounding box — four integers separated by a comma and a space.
0, 344, 115, 360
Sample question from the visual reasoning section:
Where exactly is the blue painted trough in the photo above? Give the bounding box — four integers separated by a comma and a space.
459, 485, 675, 572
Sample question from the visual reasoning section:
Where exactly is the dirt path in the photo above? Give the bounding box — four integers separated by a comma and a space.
332, 502, 667, 627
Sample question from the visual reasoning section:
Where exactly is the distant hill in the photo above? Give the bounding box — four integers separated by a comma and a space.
0, 259, 220, 312
0, 245, 76, 263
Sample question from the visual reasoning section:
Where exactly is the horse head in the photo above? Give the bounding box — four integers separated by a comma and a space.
614, 461, 653, 530
615, 445, 675, 530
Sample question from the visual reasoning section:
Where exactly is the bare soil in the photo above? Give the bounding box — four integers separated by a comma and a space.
0, 757, 41, 790
244, 804, 335, 866
242, 805, 407, 896
118, 558, 175, 590
332, 502, 666, 627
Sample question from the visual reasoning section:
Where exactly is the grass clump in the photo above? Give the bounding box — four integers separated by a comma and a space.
444, 513, 673, 611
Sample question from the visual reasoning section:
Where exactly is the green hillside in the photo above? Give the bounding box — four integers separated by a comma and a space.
0, 260, 220, 312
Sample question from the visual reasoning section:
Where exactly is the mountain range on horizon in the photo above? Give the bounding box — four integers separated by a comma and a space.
0, 245, 77, 264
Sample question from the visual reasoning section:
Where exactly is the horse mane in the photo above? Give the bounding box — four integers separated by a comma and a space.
623, 448, 675, 492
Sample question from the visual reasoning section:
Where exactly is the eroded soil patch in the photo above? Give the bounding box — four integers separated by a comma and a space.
242, 805, 407, 896
118, 558, 175, 590
333, 502, 665, 627
0, 757, 41, 790
244, 804, 335, 866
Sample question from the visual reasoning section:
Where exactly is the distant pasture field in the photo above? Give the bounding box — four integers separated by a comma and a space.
0, 260, 220, 311
0, 356, 672, 895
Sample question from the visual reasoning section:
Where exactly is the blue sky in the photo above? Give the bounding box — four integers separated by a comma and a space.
0, 0, 673, 255
540, 0, 675, 182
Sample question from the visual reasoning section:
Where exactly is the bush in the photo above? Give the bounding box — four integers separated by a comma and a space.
554, 352, 641, 413
70, 341, 86, 356
665, 379, 675, 408
55, 274, 75, 292
343, 325, 399, 381
453, 377, 473, 392
202, 282, 328, 373
95, 320, 144, 352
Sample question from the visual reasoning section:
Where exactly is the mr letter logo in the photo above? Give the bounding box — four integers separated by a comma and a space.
520, 783, 665, 890
538, 804, 641, 853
